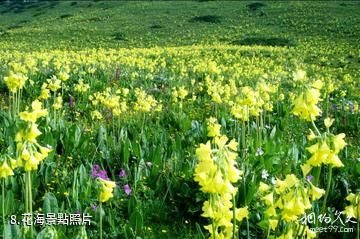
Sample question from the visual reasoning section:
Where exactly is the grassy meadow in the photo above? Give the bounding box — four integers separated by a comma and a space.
0, 1, 359, 239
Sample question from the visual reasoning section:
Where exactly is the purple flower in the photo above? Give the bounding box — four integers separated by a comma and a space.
306, 175, 314, 182
332, 104, 338, 111
97, 170, 109, 180
69, 95, 73, 111
119, 169, 126, 178
91, 164, 100, 178
91, 204, 97, 211
124, 184, 132, 196
91, 164, 109, 180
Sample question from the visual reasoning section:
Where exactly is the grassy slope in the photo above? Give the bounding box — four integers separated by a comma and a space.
0, 1, 359, 50
0, 1, 359, 238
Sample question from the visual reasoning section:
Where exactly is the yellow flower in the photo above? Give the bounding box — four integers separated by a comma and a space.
300, 163, 312, 177
178, 86, 188, 100
332, 133, 346, 153
343, 193, 359, 220
293, 70, 306, 81
309, 183, 325, 201
207, 117, 221, 137
98, 178, 116, 203
307, 129, 317, 141
278, 93, 285, 101
3, 72, 28, 93
284, 174, 298, 188
265, 206, 277, 217
324, 117, 334, 128
346, 193, 355, 202
25, 123, 42, 143
19, 100, 48, 123
21, 148, 31, 161
259, 182, 271, 193
269, 219, 278, 230
312, 80, 323, 90
58, 71, 69, 81
326, 152, 343, 167
91, 110, 103, 120
277, 228, 293, 239
0, 161, 14, 178
262, 192, 274, 206
53, 96, 63, 110
344, 205, 357, 220
227, 139, 238, 151
292, 88, 322, 121
39, 88, 50, 100
235, 207, 248, 222
215, 135, 228, 149
24, 155, 40, 171
195, 142, 212, 162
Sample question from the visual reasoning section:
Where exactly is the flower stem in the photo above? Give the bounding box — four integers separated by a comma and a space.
311, 120, 321, 137
100, 202, 103, 239
321, 167, 332, 216
2, 179, 5, 239
26, 171, 33, 237
357, 200, 359, 239
232, 195, 236, 239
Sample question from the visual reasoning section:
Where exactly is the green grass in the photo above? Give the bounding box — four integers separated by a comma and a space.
0, 1, 359, 50
0, 1, 359, 239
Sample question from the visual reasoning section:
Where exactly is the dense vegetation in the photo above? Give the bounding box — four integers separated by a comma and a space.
0, 1, 359, 239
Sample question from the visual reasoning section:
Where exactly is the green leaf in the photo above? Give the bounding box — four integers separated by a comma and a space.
36, 226, 58, 239
129, 210, 143, 234
75, 226, 88, 239
43, 193, 59, 215
195, 223, 205, 239
5, 223, 20, 239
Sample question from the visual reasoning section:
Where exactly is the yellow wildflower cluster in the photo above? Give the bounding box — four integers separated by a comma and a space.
230, 82, 276, 122
3, 72, 28, 93
292, 87, 322, 121
74, 79, 90, 93
98, 178, 116, 203
14, 100, 52, 171
203, 73, 278, 122
0, 155, 14, 178
45, 76, 62, 93
206, 117, 221, 138
53, 96, 63, 110
171, 86, 188, 102
343, 192, 360, 221
58, 71, 70, 82
292, 71, 323, 121
301, 118, 347, 175
259, 174, 325, 238
38, 85, 51, 100
134, 88, 161, 113
89, 88, 128, 118
194, 118, 248, 239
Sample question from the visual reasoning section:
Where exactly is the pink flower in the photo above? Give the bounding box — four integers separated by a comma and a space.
69, 95, 73, 111
124, 184, 131, 196
119, 169, 126, 178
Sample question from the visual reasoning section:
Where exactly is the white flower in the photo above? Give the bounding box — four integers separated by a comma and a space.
256, 147, 264, 156
261, 169, 269, 179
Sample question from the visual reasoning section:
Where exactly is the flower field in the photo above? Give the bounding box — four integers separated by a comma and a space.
0, 1, 359, 239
